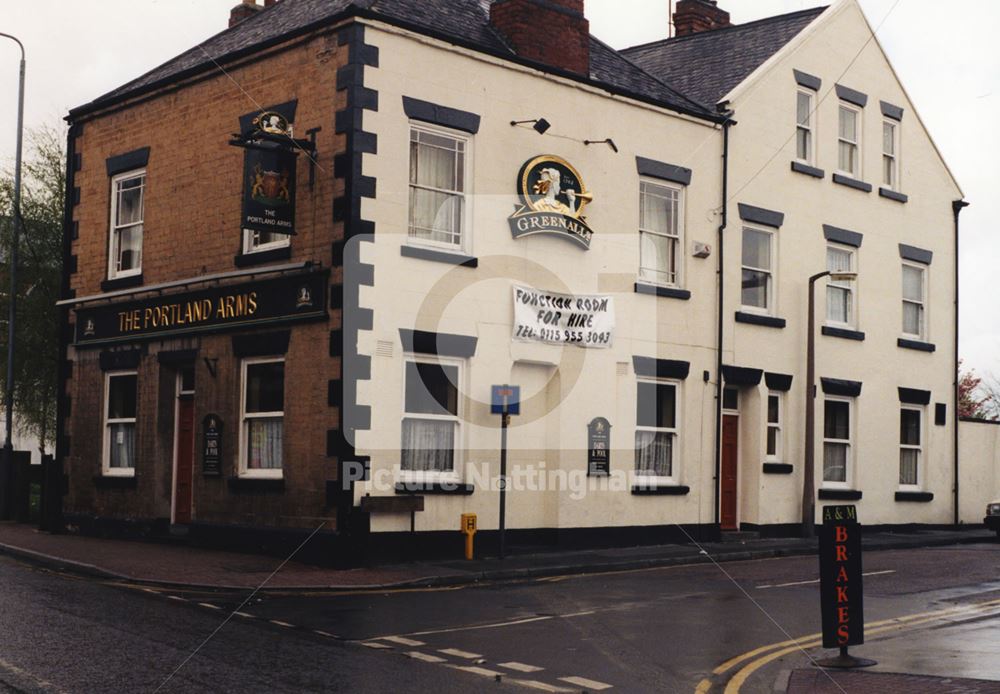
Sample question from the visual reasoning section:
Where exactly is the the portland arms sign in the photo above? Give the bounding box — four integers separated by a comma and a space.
74, 271, 327, 347
508, 155, 596, 250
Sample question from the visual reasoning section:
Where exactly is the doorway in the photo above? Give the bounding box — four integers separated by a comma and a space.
171, 367, 195, 525
720, 387, 739, 531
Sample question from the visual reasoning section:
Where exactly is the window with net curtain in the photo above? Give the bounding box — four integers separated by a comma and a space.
402, 360, 460, 474
826, 246, 854, 326
902, 264, 925, 338
408, 126, 466, 248
110, 171, 144, 279
635, 380, 677, 478
105, 373, 137, 473
838, 105, 860, 176
823, 399, 851, 483
243, 359, 284, 473
741, 227, 772, 311
796, 90, 813, 163
899, 407, 921, 486
639, 181, 682, 286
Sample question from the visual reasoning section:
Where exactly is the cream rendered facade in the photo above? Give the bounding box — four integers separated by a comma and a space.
349, 0, 964, 540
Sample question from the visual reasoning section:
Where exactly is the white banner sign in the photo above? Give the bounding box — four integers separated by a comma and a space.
512, 285, 615, 348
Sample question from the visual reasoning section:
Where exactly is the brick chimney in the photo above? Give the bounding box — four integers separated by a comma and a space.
490, 0, 590, 76
229, 1, 261, 28
673, 0, 730, 37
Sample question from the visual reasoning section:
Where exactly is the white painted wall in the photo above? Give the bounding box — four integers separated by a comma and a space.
959, 420, 1000, 525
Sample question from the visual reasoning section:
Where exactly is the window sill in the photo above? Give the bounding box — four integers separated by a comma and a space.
879, 187, 908, 203
822, 326, 865, 341
234, 246, 292, 268
763, 463, 793, 475
93, 474, 137, 489
791, 161, 825, 179
818, 488, 863, 500
101, 274, 143, 292
634, 282, 691, 300
895, 490, 933, 503
631, 484, 690, 496
735, 312, 786, 329
400, 245, 478, 268
832, 174, 872, 193
228, 477, 285, 493
898, 338, 936, 353
395, 481, 475, 495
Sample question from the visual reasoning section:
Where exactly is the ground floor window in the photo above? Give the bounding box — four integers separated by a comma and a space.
241, 357, 284, 477
103, 371, 137, 476
899, 406, 922, 487
822, 398, 852, 485
766, 391, 783, 461
401, 357, 461, 478
635, 379, 678, 481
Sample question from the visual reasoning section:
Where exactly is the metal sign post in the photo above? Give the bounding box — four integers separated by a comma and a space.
817, 504, 875, 668
491, 385, 520, 560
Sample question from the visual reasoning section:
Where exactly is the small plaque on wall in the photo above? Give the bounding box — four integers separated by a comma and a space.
587, 417, 611, 476
203, 414, 223, 477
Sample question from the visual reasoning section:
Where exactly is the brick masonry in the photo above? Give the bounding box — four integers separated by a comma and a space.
62, 24, 354, 532
489, 0, 590, 76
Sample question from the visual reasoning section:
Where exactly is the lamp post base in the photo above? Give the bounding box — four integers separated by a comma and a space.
814, 647, 877, 669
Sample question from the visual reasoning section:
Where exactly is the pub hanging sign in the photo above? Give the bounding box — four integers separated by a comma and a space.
508, 155, 596, 250
242, 141, 297, 236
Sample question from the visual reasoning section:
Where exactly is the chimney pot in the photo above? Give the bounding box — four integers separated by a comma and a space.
490, 0, 590, 76
229, 1, 261, 28
673, 0, 730, 37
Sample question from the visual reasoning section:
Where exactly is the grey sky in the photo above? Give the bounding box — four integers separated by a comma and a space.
0, 0, 996, 376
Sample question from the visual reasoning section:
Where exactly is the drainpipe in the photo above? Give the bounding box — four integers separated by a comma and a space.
952, 199, 968, 526
714, 109, 734, 535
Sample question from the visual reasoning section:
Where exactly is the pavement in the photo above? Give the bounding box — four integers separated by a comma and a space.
0, 520, 993, 592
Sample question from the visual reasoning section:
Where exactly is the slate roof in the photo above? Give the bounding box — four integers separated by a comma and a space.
622, 6, 827, 107
73, 0, 715, 120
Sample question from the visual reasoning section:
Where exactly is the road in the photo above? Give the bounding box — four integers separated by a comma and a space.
1, 542, 999, 692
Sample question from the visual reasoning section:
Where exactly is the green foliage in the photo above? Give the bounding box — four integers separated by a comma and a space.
0, 125, 66, 453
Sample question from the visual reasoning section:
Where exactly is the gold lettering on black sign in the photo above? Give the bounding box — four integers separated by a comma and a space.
118, 292, 258, 333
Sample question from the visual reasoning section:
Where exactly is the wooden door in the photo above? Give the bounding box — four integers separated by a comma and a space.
721, 414, 739, 530
173, 394, 195, 524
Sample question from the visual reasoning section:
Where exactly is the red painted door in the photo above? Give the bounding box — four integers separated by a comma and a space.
721, 415, 739, 530
174, 394, 195, 524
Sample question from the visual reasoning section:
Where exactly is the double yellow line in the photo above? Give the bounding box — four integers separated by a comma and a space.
694, 597, 1000, 694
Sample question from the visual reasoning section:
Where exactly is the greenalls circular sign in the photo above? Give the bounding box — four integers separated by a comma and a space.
508, 155, 596, 249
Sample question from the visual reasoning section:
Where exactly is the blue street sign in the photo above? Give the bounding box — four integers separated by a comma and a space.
491, 384, 520, 415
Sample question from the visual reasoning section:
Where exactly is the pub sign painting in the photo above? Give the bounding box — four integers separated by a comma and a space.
508, 155, 596, 249
242, 144, 297, 235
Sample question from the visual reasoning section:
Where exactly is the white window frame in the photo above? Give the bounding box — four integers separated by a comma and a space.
825, 244, 857, 329
740, 225, 777, 315
242, 228, 291, 255
634, 377, 681, 486
882, 119, 900, 190
837, 103, 862, 179
899, 405, 923, 490
399, 354, 464, 484
901, 262, 928, 340
766, 391, 783, 463
239, 356, 285, 479
796, 89, 815, 165
407, 123, 472, 255
638, 178, 685, 288
108, 169, 146, 280
822, 396, 853, 489
102, 370, 137, 477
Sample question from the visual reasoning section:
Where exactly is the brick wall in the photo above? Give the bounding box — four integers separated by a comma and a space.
63, 27, 350, 531
490, 0, 590, 76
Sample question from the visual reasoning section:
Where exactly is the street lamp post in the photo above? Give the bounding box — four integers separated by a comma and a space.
802, 270, 857, 538
0, 32, 25, 521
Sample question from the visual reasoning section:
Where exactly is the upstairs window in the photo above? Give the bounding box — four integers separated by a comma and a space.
243, 229, 290, 255
109, 171, 145, 279
796, 90, 814, 164
741, 226, 774, 313
639, 180, 683, 287
902, 263, 926, 339
826, 245, 856, 327
882, 120, 899, 189
408, 125, 468, 250
837, 105, 861, 178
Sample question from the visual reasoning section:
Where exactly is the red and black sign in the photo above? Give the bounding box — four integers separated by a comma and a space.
819, 504, 864, 648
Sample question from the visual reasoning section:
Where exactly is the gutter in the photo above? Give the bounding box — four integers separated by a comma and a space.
952, 198, 969, 526
67, 6, 724, 126
714, 110, 735, 533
